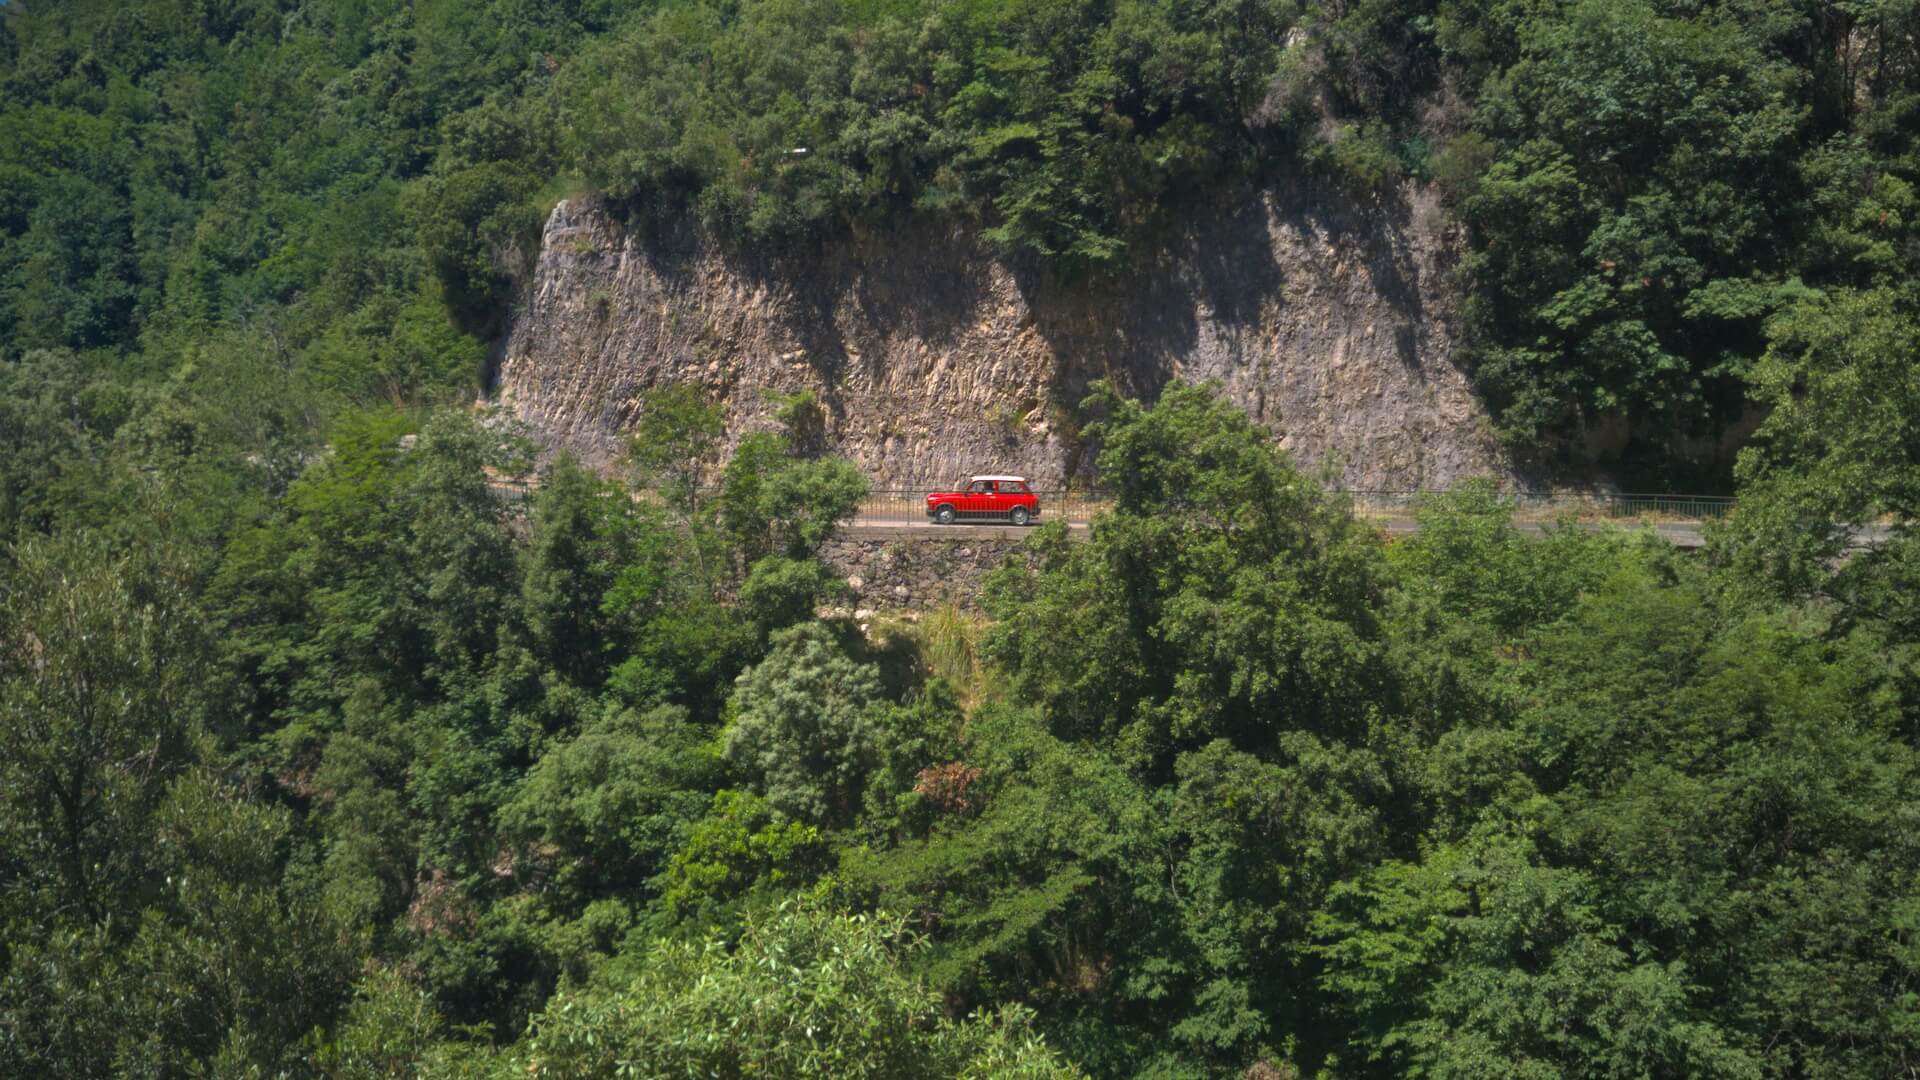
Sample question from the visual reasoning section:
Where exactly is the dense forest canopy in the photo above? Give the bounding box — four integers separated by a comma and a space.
5, 0, 1920, 1077
1, 0, 1916, 448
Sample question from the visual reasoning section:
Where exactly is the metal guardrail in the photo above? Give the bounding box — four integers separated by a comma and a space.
856, 489, 1113, 524
861, 488, 1734, 525
1341, 491, 1736, 522
488, 479, 536, 506
487, 479, 1736, 525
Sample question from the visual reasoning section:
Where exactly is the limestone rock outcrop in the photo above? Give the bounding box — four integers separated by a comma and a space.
497, 182, 1513, 491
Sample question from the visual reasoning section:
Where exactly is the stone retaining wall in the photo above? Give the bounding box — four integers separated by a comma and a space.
818, 531, 1030, 611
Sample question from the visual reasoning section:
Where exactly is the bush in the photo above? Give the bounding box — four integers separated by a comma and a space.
514, 904, 1085, 1079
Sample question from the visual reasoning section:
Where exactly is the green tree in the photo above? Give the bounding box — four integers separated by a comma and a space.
410, 160, 540, 328
513, 903, 1084, 1079
1315, 831, 1756, 1078
0, 349, 128, 544
627, 384, 724, 516
497, 704, 718, 908
0, 530, 204, 923
1460, 0, 1803, 437
718, 432, 868, 566
654, 789, 827, 928
985, 381, 1389, 774
832, 700, 1165, 1072
724, 622, 893, 826
310, 968, 458, 1080
1723, 288, 1920, 597
519, 454, 619, 686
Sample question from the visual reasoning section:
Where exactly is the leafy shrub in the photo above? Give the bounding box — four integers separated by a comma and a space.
515, 904, 1085, 1079
724, 621, 890, 825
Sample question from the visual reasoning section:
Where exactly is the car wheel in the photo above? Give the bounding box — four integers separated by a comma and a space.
1009, 506, 1030, 526
934, 505, 956, 525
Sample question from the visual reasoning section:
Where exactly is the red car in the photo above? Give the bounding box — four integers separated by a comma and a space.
925, 475, 1040, 525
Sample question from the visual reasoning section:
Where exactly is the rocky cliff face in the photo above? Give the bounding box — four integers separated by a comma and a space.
497, 182, 1513, 491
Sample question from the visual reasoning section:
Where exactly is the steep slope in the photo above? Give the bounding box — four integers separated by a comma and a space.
497, 182, 1513, 489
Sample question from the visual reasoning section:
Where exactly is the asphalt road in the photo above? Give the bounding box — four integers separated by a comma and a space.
845, 517, 1080, 538
490, 489, 1887, 551
843, 517, 1895, 549
845, 515, 1715, 546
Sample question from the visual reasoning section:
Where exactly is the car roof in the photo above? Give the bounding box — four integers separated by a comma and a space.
969, 474, 1028, 483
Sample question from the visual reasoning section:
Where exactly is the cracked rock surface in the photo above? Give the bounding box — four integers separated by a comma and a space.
498, 181, 1515, 491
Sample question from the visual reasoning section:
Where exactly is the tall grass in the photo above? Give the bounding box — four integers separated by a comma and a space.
917, 602, 986, 707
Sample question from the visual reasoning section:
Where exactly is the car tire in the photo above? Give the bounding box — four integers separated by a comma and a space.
934, 505, 956, 525
1009, 506, 1030, 526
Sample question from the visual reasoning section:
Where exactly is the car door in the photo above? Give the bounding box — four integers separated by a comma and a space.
990, 478, 1021, 518
960, 480, 994, 519
998, 480, 1032, 517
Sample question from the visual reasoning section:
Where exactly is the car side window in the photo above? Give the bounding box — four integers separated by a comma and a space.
970, 481, 990, 493
1002, 482, 1028, 494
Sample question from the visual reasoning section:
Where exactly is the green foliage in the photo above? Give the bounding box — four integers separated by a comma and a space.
1389, 479, 1622, 637
7, 0, 1920, 1072
1454, 0, 1920, 438
919, 601, 988, 705
3, 365, 1919, 1075
161, 402, 860, 1046
737, 554, 838, 635
718, 431, 870, 565
725, 622, 895, 825
4, 0, 1920, 448
655, 790, 828, 927
513, 904, 1085, 1078
0, 750, 364, 1074
985, 381, 1389, 772
1315, 832, 1757, 1078
521, 454, 634, 687
545, 0, 1305, 272
835, 700, 1171, 1070
0, 0, 621, 406
1318, 493, 1920, 1077
0, 349, 131, 544
626, 384, 725, 515
0, 530, 204, 923
410, 161, 542, 328
310, 968, 457, 1080
127, 772, 368, 1070
497, 704, 717, 909
1723, 288, 1920, 595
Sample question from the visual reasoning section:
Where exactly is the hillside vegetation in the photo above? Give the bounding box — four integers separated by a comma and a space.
5, 379, 1920, 1076
4, 1, 1920, 1076
2, 0, 1917, 449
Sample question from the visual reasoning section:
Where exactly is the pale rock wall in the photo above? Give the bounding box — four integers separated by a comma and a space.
497, 182, 1514, 491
